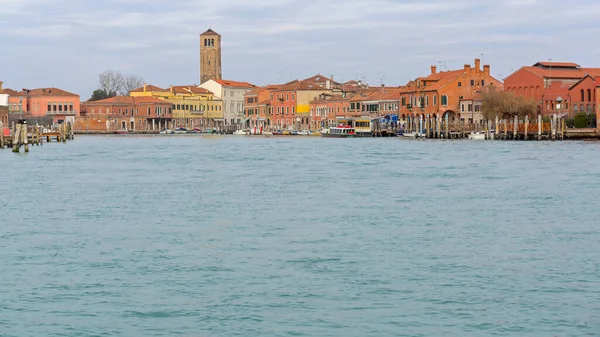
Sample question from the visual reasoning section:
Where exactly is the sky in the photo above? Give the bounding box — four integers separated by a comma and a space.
2, 0, 600, 99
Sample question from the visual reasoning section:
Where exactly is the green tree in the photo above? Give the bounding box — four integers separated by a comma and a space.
89, 89, 116, 102
573, 112, 589, 128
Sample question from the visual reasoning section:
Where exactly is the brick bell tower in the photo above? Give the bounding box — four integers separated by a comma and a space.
200, 28, 222, 84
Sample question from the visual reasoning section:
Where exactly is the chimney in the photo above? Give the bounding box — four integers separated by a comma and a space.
326, 79, 331, 89
431, 65, 437, 74
475, 58, 481, 70
143, 83, 147, 93
464, 64, 471, 72
330, 75, 334, 81
170, 85, 173, 94
483, 65, 490, 77
0, 81, 3, 90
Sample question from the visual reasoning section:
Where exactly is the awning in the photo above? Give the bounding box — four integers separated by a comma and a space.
212, 118, 225, 122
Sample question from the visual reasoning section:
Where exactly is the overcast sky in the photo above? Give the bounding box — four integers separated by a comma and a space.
2, 0, 599, 99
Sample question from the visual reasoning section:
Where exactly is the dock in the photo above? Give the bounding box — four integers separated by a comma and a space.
0, 120, 74, 152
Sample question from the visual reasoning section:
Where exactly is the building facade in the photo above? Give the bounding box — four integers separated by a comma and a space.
198, 79, 255, 127
0, 81, 8, 107
399, 58, 502, 124
4, 87, 80, 124
79, 96, 172, 132
200, 28, 222, 84
244, 86, 278, 129
130, 83, 223, 129
504, 62, 600, 118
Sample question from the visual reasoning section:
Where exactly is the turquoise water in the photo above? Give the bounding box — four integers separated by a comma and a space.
1, 135, 599, 336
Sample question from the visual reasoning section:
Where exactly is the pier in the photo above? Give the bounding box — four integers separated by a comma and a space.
0, 120, 74, 152
400, 113, 589, 140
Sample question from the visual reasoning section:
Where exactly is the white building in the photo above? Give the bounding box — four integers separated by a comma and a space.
0, 81, 8, 106
199, 79, 255, 127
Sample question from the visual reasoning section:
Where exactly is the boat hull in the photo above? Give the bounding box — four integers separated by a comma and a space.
321, 133, 354, 138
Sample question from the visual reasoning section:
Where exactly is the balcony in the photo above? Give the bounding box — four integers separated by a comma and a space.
46, 110, 77, 116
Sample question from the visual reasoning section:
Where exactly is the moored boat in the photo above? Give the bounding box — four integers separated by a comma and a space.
468, 131, 486, 140
321, 125, 356, 138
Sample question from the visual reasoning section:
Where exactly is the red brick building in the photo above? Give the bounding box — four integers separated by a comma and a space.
79, 96, 173, 132
504, 62, 600, 118
399, 58, 502, 124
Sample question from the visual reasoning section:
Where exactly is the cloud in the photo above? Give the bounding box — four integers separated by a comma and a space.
1, 0, 598, 97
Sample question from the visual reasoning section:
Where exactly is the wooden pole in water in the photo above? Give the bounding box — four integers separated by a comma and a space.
550, 114, 556, 141
0, 121, 4, 148
22, 122, 29, 153
62, 123, 66, 143
524, 115, 529, 141
561, 118, 565, 140
513, 115, 518, 140
425, 115, 430, 139
537, 114, 542, 140
444, 115, 449, 139
494, 116, 499, 140
12, 121, 20, 152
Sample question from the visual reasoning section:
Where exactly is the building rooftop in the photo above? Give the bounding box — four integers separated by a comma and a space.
212, 79, 255, 88
201, 28, 220, 36
85, 96, 170, 105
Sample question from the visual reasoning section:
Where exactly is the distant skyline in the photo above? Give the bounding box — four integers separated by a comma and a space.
2, 0, 599, 98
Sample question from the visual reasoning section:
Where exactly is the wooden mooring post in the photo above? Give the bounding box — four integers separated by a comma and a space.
11, 119, 29, 153
0, 121, 4, 148
524, 115, 529, 140
537, 114, 542, 140
551, 114, 556, 141
513, 115, 518, 140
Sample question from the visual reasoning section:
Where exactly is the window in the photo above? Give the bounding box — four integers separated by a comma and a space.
292, 94, 295, 101
581, 89, 584, 102
286, 94, 289, 101
293, 106, 295, 114
458, 82, 462, 87
441, 95, 448, 106
470, 80, 474, 86
587, 89, 592, 102
481, 80, 485, 86
433, 95, 437, 106
426, 95, 429, 106
125, 108, 128, 114
468, 104, 473, 112
461, 104, 464, 112
148, 107, 151, 116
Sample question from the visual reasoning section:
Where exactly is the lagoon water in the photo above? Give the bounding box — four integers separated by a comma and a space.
1, 135, 600, 336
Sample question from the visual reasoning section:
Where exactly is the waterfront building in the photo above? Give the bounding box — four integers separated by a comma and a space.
130, 83, 223, 129
504, 62, 600, 118
0, 81, 8, 107
310, 94, 352, 129
4, 86, 80, 124
200, 29, 222, 84
243, 85, 280, 129
198, 79, 256, 128
79, 96, 172, 132
399, 58, 502, 125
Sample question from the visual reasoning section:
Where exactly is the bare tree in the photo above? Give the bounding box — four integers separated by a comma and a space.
98, 70, 124, 96
482, 89, 536, 119
121, 74, 144, 95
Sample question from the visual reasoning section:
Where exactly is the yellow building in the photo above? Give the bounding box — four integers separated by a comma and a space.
130, 84, 224, 128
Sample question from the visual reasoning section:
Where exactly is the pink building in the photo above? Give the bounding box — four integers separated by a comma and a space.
5, 87, 80, 124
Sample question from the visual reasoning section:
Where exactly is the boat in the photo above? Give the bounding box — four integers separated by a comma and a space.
297, 130, 311, 136
174, 127, 188, 134
115, 130, 129, 135
233, 129, 249, 135
159, 129, 173, 134
321, 125, 355, 138
272, 130, 283, 136
468, 131, 486, 140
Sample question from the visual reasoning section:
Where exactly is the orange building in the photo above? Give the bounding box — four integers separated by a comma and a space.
243, 85, 280, 129
504, 62, 600, 118
79, 96, 173, 132
399, 58, 502, 124
311, 94, 352, 129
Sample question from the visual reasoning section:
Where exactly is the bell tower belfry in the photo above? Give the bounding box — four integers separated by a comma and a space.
200, 28, 222, 84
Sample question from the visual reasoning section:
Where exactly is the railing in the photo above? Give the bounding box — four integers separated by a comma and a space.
46, 110, 77, 116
